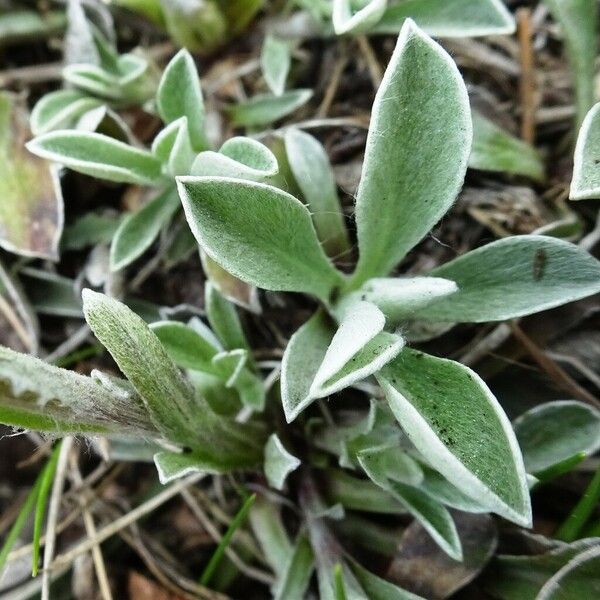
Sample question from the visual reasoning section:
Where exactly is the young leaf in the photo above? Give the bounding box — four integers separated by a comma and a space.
27, 130, 163, 185
264, 433, 301, 490
274, 534, 315, 600
412, 236, 600, 323
30, 90, 101, 135
352, 19, 471, 284
261, 33, 291, 96
571, 103, 600, 200
153, 449, 245, 484
20, 268, 82, 318
62, 64, 122, 100
349, 560, 424, 600
332, 0, 387, 35
156, 48, 208, 150
281, 310, 334, 423
378, 349, 532, 527
284, 128, 351, 258
514, 401, 600, 476
212, 349, 248, 387
470, 112, 545, 181
110, 187, 180, 271
226, 89, 313, 127
374, 0, 515, 37
177, 177, 343, 302
234, 368, 266, 411
311, 301, 404, 398
205, 282, 249, 351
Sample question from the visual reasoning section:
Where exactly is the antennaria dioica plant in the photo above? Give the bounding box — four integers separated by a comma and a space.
1, 16, 600, 597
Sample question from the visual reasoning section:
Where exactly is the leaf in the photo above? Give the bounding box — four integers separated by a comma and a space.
191, 137, 278, 181
513, 401, 600, 476
355, 445, 424, 487
284, 128, 351, 258
281, 310, 333, 423
274, 534, 315, 600
177, 177, 343, 301
234, 368, 266, 411
110, 187, 180, 271
212, 349, 248, 387
359, 450, 462, 560
0, 92, 63, 261
351, 20, 471, 285
261, 33, 291, 96
156, 48, 208, 150
0, 344, 156, 435
311, 301, 404, 398
27, 130, 163, 185
62, 64, 122, 100
264, 433, 301, 490
537, 545, 600, 600
345, 277, 458, 325
61, 211, 123, 251
350, 560, 425, 600
571, 103, 600, 200
20, 268, 82, 318
30, 90, 101, 135
470, 112, 545, 181
154, 450, 225, 484
544, 0, 598, 129
374, 0, 515, 37
412, 236, 600, 323
226, 89, 313, 127
205, 282, 248, 351
332, 0, 387, 35
378, 349, 532, 526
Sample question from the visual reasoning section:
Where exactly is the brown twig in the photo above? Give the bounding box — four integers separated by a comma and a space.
517, 8, 536, 144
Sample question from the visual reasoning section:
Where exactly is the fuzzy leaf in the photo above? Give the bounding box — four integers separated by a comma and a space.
212, 349, 248, 387
332, 0, 387, 35
352, 20, 471, 284
27, 130, 163, 185
62, 64, 122, 99
20, 268, 82, 318
30, 90, 101, 135
177, 177, 343, 301
355, 445, 423, 487
284, 128, 350, 258
156, 48, 207, 150
350, 561, 424, 600
205, 282, 249, 351
281, 310, 333, 423
374, 0, 515, 37
413, 236, 600, 323
264, 433, 301, 490
470, 112, 544, 181
514, 401, 600, 476
571, 103, 600, 200
0, 93, 63, 260
261, 34, 291, 96
154, 450, 223, 484
0, 345, 156, 436
110, 188, 180, 271
227, 89, 312, 127
234, 368, 266, 411
274, 534, 314, 600
378, 349, 532, 527
191, 137, 278, 181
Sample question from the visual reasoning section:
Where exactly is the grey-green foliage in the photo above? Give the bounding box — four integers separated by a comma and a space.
176, 20, 600, 559
571, 103, 600, 200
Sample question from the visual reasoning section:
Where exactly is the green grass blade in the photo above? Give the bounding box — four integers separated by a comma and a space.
199, 493, 256, 586
334, 563, 347, 600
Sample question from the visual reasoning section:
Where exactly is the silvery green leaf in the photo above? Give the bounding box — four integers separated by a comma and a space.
191, 137, 278, 182
150, 320, 218, 372
30, 90, 101, 135
154, 450, 220, 484
63, 64, 122, 100
345, 277, 458, 325
352, 20, 471, 284
264, 433, 301, 490
0, 344, 156, 436
261, 33, 291, 96
356, 445, 423, 487
152, 118, 184, 164
544, 0, 598, 129
177, 177, 343, 301
332, 0, 387, 35
311, 301, 404, 398
513, 401, 600, 476
378, 349, 531, 527
281, 310, 334, 423
412, 236, 600, 323
212, 349, 248, 387
374, 0, 515, 37
27, 130, 163, 185
349, 560, 424, 600
110, 187, 180, 271
471, 112, 545, 181
233, 368, 265, 411
165, 118, 195, 177
61, 211, 122, 251
358, 449, 462, 560
76, 106, 132, 143
227, 89, 313, 127
156, 48, 208, 151
20, 268, 82, 318
274, 534, 314, 600
284, 128, 350, 258
205, 282, 249, 352
571, 103, 600, 200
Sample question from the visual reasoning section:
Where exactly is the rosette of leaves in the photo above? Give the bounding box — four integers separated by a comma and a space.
27, 48, 279, 308
30, 27, 158, 136
175, 19, 600, 564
